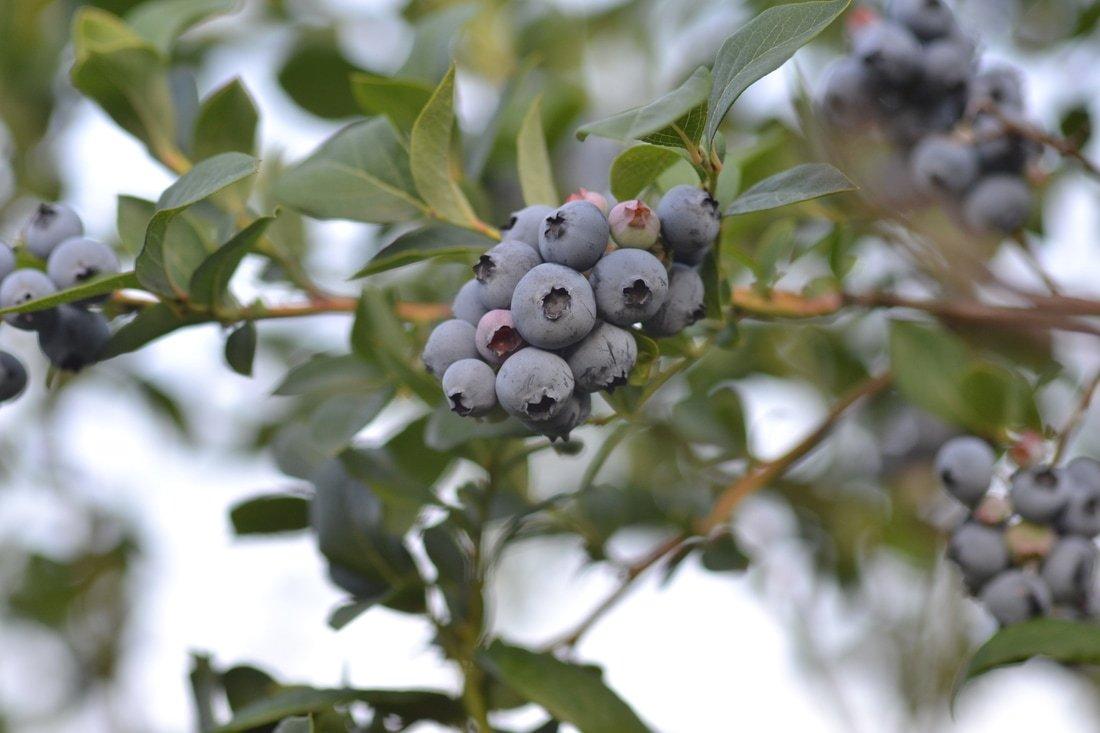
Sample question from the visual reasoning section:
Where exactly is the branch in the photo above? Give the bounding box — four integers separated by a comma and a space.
979, 103, 1100, 180
1053, 370, 1100, 463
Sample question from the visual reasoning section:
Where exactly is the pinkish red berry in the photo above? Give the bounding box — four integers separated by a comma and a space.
565, 188, 609, 215
608, 199, 660, 249
476, 309, 526, 366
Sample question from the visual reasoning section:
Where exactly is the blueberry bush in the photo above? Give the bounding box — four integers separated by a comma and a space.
1, 0, 1099, 730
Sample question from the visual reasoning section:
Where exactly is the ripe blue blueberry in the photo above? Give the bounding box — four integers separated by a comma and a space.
890, 0, 958, 42
920, 35, 975, 93
656, 185, 720, 265
608, 200, 660, 249
964, 175, 1032, 235
1067, 456, 1100, 491
1010, 467, 1072, 524
422, 319, 479, 379
523, 391, 591, 442
474, 240, 541, 310
452, 279, 489, 326
0, 269, 59, 331
853, 20, 923, 86
510, 263, 597, 350
972, 114, 1037, 175
0, 243, 15, 283
1041, 536, 1097, 607
500, 204, 554, 252
494, 347, 575, 422
46, 237, 121, 294
979, 569, 1052, 626
37, 305, 110, 372
911, 135, 979, 196
643, 263, 705, 338
968, 67, 1025, 113
947, 522, 1010, 591
475, 309, 525, 366
0, 350, 28, 402
538, 200, 610, 272
817, 56, 877, 131
23, 203, 84, 260
1059, 458, 1100, 537
934, 436, 995, 507
565, 321, 638, 393
442, 358, 498, 417
589, 249, 669, 327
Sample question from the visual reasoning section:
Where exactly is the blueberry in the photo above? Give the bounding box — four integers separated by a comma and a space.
538, 201, 610, 272
473, 240, 542, 310
643, 263, 705, 338
589, 249, 669, 327
442, 358, 498, 417
1010, 467, 1073, 524
565, 188, 610, 216
947, 522, 1010, 591
608, 200, 661, 249
23, 203, 84, 260
0, 350, 28, 402
853, 20, 923, 86
934, 436, 995, 507
656, 185, 720, 265
510, 263, 597, 350
890, 0, 958, 42
979, 569, 1052, 626
817, 56, 877, 131
968, 67, 1025, 113
523, 391, 591, 442
0, 269, 59, 331
422, 319, 479, 379
494, 347, 575, 422
452, 279, 489, 326
910, 135, 979, 195
500, 204, 554, 252
964, 175, 1032, 235
972, 114, 1037, 175
37, 305, 109, 372
0, 243, 15, 283
46, 237, 120, 295
475, 309, 525, 366
1041, 536, 1097, 607
1059, 459, 1100, 537
565, 321, 638, 393
920, 35, 975, 93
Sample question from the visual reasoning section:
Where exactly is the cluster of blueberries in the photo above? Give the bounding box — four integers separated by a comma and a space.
421, 186, 720, 440
0, 204, 118, 405
818, 0, 1037, 235
936, 436, 1100, 626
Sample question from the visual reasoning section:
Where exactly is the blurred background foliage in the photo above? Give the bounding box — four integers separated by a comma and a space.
0, 0, 1098, 731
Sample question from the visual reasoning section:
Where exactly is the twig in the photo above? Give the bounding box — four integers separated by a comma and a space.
110, 291, 451, 323
1013, 231, 1060, 295
1053, 371, 1100, 463
981, 104, 1100, 180
698, 371, 893, 535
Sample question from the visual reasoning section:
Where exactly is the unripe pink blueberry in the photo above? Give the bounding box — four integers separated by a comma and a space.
608, 200, 660, 249
476, 309, 526, 366
565, 188, 609, 215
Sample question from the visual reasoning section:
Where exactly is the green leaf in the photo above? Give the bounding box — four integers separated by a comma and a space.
700, 533, 750, 571
193, 78, 258, 160
189, 216, 274, 307
705, 0, 850, 144
352, 224, 493, 278
628, 331, 661, 387
272, 717, 310, 733
101, 303, 205, 359
307, 391, 394, 455
724, 163, 855, 216
216, 688, 465, 732
410, 66, 479, 226
230, 494, 310, 536
70, 8, 177, 157
577, 66, 711, 150
137, 151, 260, 296
274, 354, 385, 397
423, 405, 530, 451
478, 641, 651, 733
117, 196, 156, 255
350, 74, 433, 134
609, 145, 684, 201
225, 321, 257, 376
889, 320, 969, 427
670, 385, 746, 450
125, 0, 235, 55
0, 272, 139, 316
274, 118, 426, 224
516, 95, 558, 207
958, 619, 1100, 696
698, 245, 725, 320
278, 35, 360, 119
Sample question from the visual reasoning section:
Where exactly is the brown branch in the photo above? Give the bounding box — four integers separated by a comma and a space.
1053, 371, 1100, 463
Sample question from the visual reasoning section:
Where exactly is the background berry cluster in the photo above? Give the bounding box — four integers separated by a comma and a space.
422, 186, 719, 440
0, 204, 120, 403
818, 0, 1038, 234
937, 437, 1100, 627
